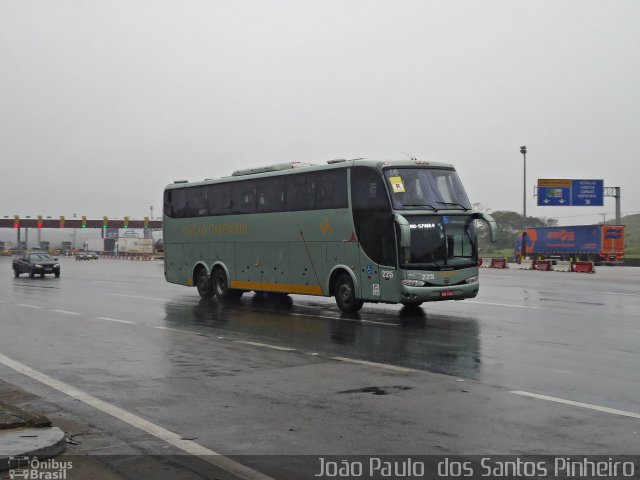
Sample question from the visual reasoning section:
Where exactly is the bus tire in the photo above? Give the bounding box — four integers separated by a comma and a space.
212, 268, 243, 300
195, 267, 214, 299
401, 302, 423, 310
334, 273, 364, 313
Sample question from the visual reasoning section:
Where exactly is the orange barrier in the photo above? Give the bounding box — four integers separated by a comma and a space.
572, 261, 595, 273
535, 260, 552, 271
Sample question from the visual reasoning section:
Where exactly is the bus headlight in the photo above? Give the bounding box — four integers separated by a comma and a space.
464, 275, 478, 284
402, 279, 425, 287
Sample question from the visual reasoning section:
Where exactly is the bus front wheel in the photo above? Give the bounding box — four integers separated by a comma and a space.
334, 273, 364, 313
212, 268, 243, 301
196, 268, 214, 299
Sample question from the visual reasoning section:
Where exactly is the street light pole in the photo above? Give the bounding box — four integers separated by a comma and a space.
520, 146, 527, 259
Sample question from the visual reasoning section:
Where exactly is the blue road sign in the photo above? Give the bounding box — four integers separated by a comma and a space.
537, 179, 604, 206
538, 185, 571, 206
571, 179, 604, 206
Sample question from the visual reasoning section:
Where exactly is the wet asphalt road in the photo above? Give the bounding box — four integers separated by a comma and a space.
0, 256, 639, 474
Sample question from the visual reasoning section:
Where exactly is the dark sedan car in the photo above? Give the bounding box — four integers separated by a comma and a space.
13, 253, 60, 278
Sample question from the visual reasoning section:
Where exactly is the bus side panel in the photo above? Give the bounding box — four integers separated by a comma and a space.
164, 243, 186, 285
209, 242, 235, 274
288, 242, 325, 296
260, 243, 291, 291
233, 242, 262, 290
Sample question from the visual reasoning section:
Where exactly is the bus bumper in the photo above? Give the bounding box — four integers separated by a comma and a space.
399, 282, 479, 304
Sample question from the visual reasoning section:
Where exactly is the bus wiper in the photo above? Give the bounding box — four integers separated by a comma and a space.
436, 201, 470, 210
402, 204, 438, 211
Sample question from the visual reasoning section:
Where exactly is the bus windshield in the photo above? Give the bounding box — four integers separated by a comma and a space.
403, 215, 476, 270
384, 168, 471, 211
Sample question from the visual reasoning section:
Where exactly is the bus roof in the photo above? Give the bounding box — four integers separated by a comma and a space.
165, 158, 455, 190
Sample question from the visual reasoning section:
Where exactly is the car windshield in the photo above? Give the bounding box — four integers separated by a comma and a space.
384, 168, 471, 211
28, 253, 53, 261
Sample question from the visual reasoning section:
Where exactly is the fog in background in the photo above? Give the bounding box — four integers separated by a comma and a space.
1, 0, 639, 227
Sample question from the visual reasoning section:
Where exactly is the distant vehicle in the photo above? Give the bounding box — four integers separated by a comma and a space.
117, 238, 153, 255
86, 238, 116, 254
75, 252, 93, 260
515, 224, 625, 264
87, 252, 98, 260
13, 252, 60, 278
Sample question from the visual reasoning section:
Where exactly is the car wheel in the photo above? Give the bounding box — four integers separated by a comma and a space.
212, 268, 243, 300
195, 268, 214, 299
29, 269, 35, 278
54, 271, 60, 278
14, 269, 19, 278
333, 273, 364, 312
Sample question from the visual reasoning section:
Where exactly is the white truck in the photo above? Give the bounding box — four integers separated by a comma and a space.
87, 238, 116, 254
117, 238, 153, 255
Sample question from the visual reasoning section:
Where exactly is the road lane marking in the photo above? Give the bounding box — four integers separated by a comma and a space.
94, 316, 137, 325
52, 310, 81, 316
290, 312, 398, 327
465, 301, 543, 310
602, 291, 640, 297
234, 340, 295, 352
0, 352, 276, 480
331, 357, 416, 373
109, 293, 167, 302
149, 325, 205, 336
511, 391, 640, 419
16, 304, 42, 309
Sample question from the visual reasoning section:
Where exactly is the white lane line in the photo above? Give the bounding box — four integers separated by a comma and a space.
234, 340, 295, 352
602, 291, 640, 297
511, 391, 640, 420
149, 325, 204, 336
94, 316, 137, 325
465, 300, 543, 310
290, 312, 398, 327
109, 293, 166, 302
16, 304, 42, 309
0, 353, 275, 480
331, 357, 416, 373
52, 310, 81, 316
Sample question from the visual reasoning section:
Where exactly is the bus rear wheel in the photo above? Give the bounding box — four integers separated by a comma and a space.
212, 268, 243, 301
334, 273, 364, 313
196, 268, 214, 299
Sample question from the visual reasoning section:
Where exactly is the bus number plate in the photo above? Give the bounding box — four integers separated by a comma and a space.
440, 290, 455, 298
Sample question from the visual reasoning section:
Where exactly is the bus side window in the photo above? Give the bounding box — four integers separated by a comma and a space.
285, 174, 314, 211
231, 180, 256, 214
257, 177, 285, 213
207, 184, 231, 215
315, 170, 348, 209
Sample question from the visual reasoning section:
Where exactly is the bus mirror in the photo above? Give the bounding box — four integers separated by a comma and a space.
394, 214, 412, 264
394, 214, 411, 248
472, 212, 498, 243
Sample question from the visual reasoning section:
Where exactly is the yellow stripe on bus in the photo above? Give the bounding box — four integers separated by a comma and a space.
231, 280, 323, 296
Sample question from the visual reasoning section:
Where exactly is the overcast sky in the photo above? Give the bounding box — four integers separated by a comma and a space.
1, 0, 638, 226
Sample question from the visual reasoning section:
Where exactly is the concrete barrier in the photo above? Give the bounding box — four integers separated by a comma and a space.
519, 259, 533, 270
491, 258, 508, 269
573, 261, 595, 273
552, 261, 572, 272
480, 257, 492, 268
535, 260, 552, 271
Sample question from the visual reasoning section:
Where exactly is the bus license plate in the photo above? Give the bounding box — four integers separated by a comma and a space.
440, 290, 455, 298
